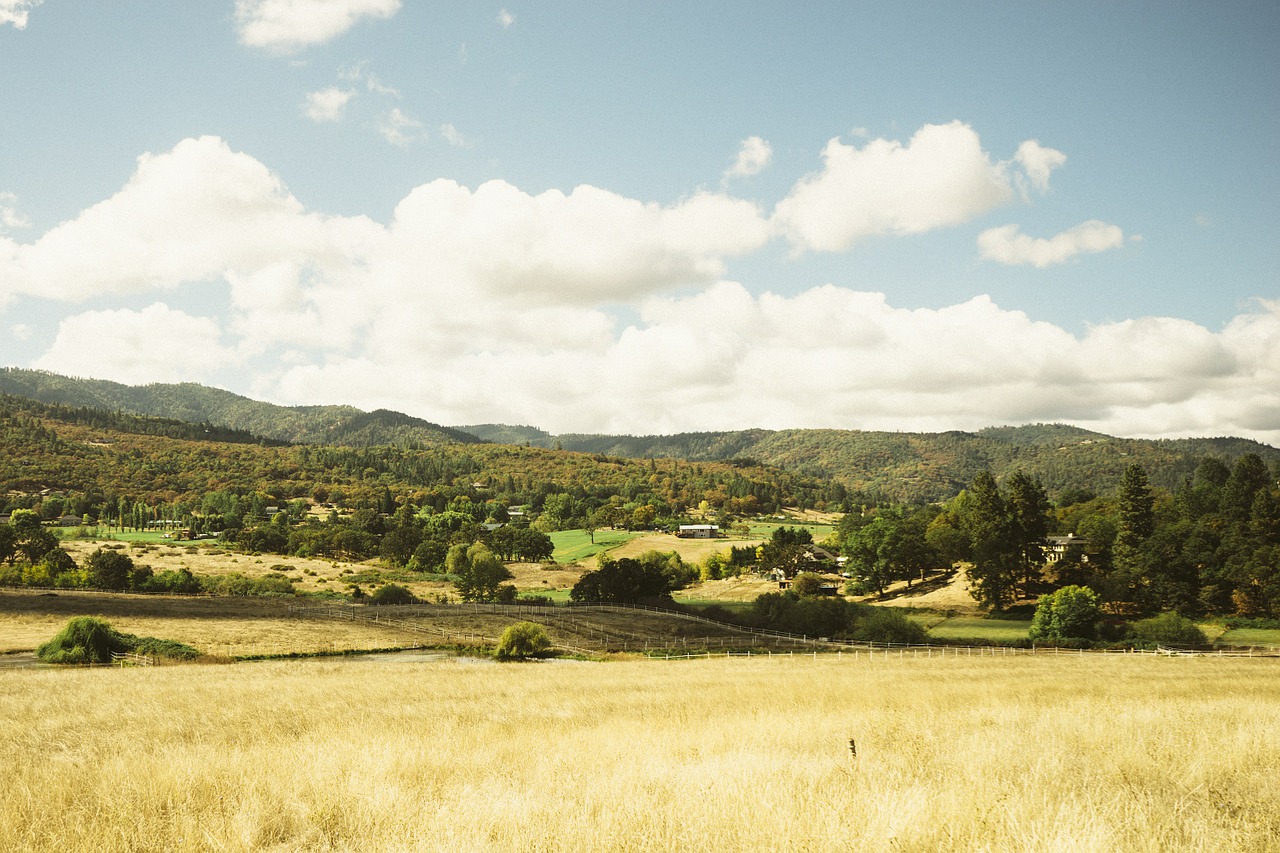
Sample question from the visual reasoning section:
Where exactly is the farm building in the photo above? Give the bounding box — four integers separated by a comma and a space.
678, 524, 719, 539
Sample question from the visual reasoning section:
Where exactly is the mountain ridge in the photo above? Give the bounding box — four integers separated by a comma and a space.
5, 368, 1277, 503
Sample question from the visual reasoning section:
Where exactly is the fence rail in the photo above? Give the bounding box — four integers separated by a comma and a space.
110, 651, 153, 667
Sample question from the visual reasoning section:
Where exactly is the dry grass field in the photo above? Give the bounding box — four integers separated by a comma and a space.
1, 653, 1277, 852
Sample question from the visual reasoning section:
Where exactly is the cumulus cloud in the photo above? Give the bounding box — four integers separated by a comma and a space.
724, 136, 772, 181
10, 135, 1280, 447
978, 220, 1126, 267
236, 0, 402, 53
773, 121, 1015, 252
32, 304, 236, 385
378, 108, 425, 147
304, 86, 355, 122
0, 192, 30, 230
497, 8, 514, 28
1013, 139, 1067, 194
0, 0, 40, 30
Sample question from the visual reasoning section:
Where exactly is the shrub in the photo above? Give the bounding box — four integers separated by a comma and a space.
36, 617, 131, 664
369, 583, 416, 605
495, 622, 552, 661
1131, 612, 1208, 647
1029, 585, 1100, 642
851, 609, 928, 645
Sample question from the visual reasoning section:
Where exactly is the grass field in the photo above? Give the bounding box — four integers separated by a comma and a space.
550, 528, 639, 564
1216, 627, 1280, 648
2, 654, 1277, 851
911, 614, 1034, 643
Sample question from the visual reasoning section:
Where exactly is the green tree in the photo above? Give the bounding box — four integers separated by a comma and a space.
494, 622, 552, 660
1028, 585, 1100, 642
86, 547, 134, 591
962, 472, 1021, 611
570, 556, 673, 604
1130, 611, 1208, 647
1005, 471, 1050, 591
448, 543, 514, 603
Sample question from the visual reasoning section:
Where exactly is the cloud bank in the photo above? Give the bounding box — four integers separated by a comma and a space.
3, 131, 1274, 446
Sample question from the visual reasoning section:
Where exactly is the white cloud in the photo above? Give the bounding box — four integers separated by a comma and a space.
32, 304, 236, 385
439, 123, 469, 147
979, 220, 1126, 268
378, 108, 425, 147
773, 121, 1015, 252
304, 86, 355, 122
497, 8, 515, 28
0, 192, 30, 230
10, 135, 1280, 447
724, 136, 772, 181
0, 0, 40, 30
236, 0, 402, 53
1013, 140, 1067, 194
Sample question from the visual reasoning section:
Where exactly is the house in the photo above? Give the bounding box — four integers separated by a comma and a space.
1045, 534, 1090, 564
678, 524, 719, 539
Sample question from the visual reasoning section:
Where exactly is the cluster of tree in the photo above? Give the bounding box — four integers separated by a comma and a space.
569, 551, 697, 605
1027, 585, 1208, 648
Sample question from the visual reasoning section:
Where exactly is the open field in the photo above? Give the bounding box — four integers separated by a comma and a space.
550, 528, 640, 564
0, 590, 418, 657
910, 613, 1033, 643
2, 654, 1277, 851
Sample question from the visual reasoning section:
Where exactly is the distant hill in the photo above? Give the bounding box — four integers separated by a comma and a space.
0, 368, 478, 448
457, 423, 1280, 503
4, 368, 1276, 503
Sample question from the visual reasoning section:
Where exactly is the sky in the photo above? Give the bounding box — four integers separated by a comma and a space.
1, 1, 1278, 444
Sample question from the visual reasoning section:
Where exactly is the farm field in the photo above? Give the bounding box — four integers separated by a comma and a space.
2, 654, 1277, 851
910, 614, 1034, 643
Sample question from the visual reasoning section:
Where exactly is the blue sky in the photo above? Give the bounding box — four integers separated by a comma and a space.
1, 1, 1278, 443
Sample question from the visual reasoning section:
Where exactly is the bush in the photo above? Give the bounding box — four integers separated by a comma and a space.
1131, 612, 1208, 647
368, 583, 416, 605
851, 608, 928, 645
1029, 585, 1100, 642
495, 622, 552, 660
36, 617, 131, 664
35, 617, 201, 664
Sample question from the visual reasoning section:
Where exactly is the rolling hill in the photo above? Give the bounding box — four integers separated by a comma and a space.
5, 368, 1277, 503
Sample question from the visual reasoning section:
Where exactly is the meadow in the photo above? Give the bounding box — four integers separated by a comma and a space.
1, 654, 1276, 852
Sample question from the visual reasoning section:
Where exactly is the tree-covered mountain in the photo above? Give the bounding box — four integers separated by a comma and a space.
4, 368, 1277, 504
462, 424, 1279, 503
0, 368, 478, 447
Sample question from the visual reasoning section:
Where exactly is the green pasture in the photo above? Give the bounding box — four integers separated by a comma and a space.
550, 528, 639, 564
1216, 627, 1280, 648
746, 521, 836, 542
56, 527, 191, 545
913, 614, 1032, 643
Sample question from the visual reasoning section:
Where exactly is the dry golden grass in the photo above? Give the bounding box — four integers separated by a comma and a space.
1, 654, 1276, 852
0, 590, 419, 657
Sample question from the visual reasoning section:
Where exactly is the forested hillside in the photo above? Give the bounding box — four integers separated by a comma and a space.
0, 368, 476, 447
4, 369, 1277, 504
0, 393, 841, 522
468, 423, 1280, 503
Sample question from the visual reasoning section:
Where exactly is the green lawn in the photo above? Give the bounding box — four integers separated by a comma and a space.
746, 521, 836, 542
912, 614, 1032, 643
57, 528, 189, 544
1216, 627, 1280, 648
550, 528, 639, 564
